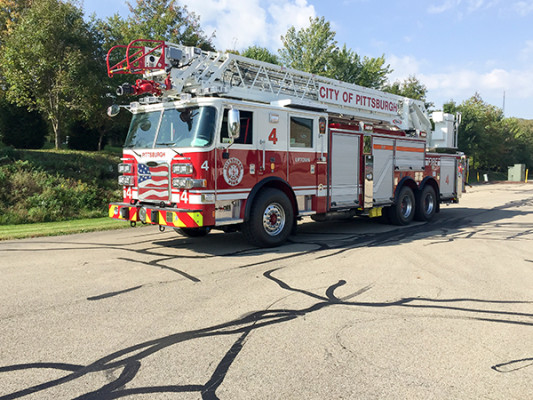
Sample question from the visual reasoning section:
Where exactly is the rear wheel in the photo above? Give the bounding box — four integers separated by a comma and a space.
242, 188, 294, 247
388, 186, 415, 226
415, 185, 437, 221
174, 227, 211, 237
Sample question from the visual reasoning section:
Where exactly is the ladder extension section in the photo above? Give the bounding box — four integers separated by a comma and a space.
107, 40, 431, 133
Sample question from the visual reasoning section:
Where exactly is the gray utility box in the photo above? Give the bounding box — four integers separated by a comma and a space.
508, 164, 526, 181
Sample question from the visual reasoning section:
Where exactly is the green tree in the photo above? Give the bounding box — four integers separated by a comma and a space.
508, 118, 533, 168
123, 0, 215, 50
447, 94, 518, 171
279, 17, 391, 89
385, 75, 427, 100
279, 17, 337, 75
0, 0, 33, 40
384, 75, 433, 108
241, 46, 279, 64
0, 98, 47, 149
1, 0, 103, 149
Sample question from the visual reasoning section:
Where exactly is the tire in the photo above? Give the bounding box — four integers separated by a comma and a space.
388, 186, 415, 226
174, 227, 211, 237
242, 188, 294, 247
415, 185, 437, 222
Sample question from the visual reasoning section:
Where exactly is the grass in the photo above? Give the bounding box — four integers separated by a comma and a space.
0, 147, 122, 225
0, 217, 134, 240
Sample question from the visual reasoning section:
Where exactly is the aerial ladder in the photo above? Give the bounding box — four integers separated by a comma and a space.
107, 39, 432, 137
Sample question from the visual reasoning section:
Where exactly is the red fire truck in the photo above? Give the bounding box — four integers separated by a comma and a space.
106, 39, 462, 247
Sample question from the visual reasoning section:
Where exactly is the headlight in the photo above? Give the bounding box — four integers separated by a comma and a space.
172, 178, 206, 189
138, 207, 147, 222
172, 163, 193, 175
172, 177, 194, 189
118, 175, 134, 186
118, 163, 133, 174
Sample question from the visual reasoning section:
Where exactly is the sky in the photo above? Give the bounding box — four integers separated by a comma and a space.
82, 0, 533, 119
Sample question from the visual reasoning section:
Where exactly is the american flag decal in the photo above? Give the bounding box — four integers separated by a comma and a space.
138, 163, 169, 201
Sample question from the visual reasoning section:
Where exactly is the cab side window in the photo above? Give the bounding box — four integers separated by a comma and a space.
290, 117, 313, 148
221, 109, 253, 145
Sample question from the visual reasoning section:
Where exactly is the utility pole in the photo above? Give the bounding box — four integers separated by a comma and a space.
502, 90, 506, 116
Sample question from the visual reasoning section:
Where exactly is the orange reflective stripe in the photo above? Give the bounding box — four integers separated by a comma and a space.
373, 144, 424, 153
373, 144, 393, 150
396, 146, 424, 153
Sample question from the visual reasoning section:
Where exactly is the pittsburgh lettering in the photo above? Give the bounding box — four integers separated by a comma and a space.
318, 85, 399, 114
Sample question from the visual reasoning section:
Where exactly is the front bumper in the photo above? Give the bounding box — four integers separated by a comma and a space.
109, 203, 204, 228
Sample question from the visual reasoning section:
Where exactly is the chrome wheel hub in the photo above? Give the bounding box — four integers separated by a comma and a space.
262, 203, 285, 236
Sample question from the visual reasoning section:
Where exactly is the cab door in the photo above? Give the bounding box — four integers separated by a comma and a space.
216, 108, 257, 200
256, 110, 288, 181
287, 113, 321, 213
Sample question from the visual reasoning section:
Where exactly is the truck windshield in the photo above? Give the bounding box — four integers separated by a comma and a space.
124, 106, 216, 149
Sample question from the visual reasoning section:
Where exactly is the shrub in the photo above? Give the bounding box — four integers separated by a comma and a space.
0, 150, 121, 225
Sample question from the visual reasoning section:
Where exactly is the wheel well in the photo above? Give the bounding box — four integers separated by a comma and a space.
393, 177, 417, 203
244, 178, 297, 222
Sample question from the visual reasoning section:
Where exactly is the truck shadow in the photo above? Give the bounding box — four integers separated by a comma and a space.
1, 268, 531, 400
110, 196, 531, 278
153, 195, 533, 260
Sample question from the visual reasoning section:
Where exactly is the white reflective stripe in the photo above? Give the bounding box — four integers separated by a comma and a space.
216, 188, 252, 194
189, 190, 215, 194
293, 189, 316, 196
216, 193, 250, 200
292, 186, 317, 190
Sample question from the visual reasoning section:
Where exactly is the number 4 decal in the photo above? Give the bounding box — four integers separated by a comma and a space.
201, 160, 209, 171
268, 128, 278, 145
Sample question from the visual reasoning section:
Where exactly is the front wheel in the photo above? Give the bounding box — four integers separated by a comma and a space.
388, 186, 415, 226
242, 188, 294, 247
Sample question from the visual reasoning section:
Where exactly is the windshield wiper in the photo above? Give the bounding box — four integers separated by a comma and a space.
169, 147, 184, 156
156, 143, 185, 156
122, 147, 142, 157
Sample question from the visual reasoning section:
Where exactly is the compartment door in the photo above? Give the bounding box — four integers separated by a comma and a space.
373, 137, 394, 203
330, 132, 360, 207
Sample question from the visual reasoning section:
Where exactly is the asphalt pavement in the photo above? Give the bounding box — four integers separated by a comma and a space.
0, 183, 532, 399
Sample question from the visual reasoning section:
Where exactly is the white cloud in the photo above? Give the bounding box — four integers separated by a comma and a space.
427, 0, 502, 14
427, 0, 460, 14
467, 0, 486, 11
419, 67, 533, 99
514, 0, 533, 15
388, 54, 533, 116
520, 40, 533, 60
387, 55, 423, 82
422, 67, 533, 117
187, 0, 316, 51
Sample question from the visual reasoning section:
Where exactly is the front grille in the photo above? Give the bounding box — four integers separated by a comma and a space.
137, 162, 170, 202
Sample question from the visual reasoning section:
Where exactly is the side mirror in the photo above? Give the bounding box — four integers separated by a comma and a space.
227, 108, 240, 139
107, 104, 121, 118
